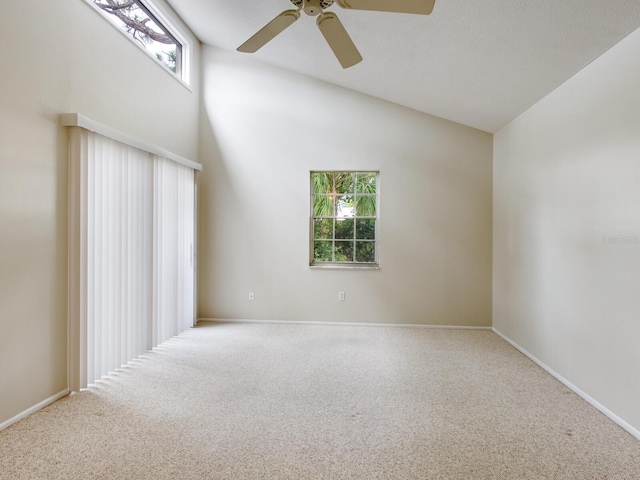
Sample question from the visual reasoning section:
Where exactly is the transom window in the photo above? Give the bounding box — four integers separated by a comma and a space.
311, 171, 379, 267
92, 0, 183, 78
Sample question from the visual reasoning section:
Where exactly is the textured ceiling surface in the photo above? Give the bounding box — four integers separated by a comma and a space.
166, 0, 640, 132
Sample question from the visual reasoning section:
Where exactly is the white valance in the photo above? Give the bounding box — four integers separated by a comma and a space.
60, 113, 202, 171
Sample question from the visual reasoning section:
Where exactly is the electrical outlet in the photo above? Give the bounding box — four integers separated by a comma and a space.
338, 291, 345, 302
249, 291, 255, 301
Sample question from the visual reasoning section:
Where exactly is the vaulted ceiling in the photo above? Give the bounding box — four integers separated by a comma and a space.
166, 0, 640, 132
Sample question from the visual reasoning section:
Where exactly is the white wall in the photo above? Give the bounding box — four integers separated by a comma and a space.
494, 28, 640, 433
0, 0, 200, 426
198, 48, 492, 326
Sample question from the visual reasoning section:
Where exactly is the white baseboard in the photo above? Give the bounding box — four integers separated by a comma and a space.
492, 328, 640, 441
198, 318, 492, 330
0, 389, 70, 432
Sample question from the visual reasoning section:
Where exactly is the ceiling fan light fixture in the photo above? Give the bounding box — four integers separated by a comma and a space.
290, 0, 335, 9
303, 0, 323, 16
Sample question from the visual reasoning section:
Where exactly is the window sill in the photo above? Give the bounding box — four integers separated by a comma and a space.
309, 264, 380, 270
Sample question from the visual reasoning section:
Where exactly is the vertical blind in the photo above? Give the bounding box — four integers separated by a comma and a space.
69, 126, 196, 390
153, 155, 196, 347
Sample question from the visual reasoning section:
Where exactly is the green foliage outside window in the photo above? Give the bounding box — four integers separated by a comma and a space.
311, 172, 378, 265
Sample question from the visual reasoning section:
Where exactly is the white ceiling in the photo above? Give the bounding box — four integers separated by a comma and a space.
166, 0, 640, 132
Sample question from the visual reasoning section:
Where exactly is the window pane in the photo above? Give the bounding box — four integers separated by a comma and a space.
335, 172, 355, 194
314, 219, 333, 239
313, 172, 332, 195
335, 241, 354, 262
355, 219, 376, 240
356, 172, 377, 194
313, 194, 334, 217
336, 195, 355, 218
335, 219, 354, 240
356, 242, 376, 263
355, 195, 377, 217
314, 241, 333, 262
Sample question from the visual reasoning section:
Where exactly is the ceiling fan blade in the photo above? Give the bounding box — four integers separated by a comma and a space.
335, 0, 435, 15
237, 9, 301, 53
317, 12, 363, 69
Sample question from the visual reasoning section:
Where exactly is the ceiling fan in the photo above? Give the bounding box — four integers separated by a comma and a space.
237, 0, 436, 69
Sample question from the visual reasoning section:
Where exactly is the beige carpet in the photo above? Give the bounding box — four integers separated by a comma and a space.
1, 322, 639, 479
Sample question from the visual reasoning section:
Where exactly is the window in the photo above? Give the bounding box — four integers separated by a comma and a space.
91, 0, 185, 79
311, 171, 379, 267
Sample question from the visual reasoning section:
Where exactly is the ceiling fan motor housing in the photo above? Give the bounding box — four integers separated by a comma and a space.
290, 0, 334, 16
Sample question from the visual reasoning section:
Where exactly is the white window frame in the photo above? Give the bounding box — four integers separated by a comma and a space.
310, 171, 380, 269
84, 0, 193, 88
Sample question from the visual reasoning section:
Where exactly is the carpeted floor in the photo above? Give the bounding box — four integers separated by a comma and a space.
1, 322, 639, 479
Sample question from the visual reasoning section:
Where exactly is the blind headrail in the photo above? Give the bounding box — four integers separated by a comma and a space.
60, 113, 202, 171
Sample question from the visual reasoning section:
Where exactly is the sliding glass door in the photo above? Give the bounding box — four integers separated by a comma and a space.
68, 127, 197, 390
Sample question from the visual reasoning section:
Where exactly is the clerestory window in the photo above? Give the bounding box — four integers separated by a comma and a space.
311, 171, 379, 267
91, 0, 185, 80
